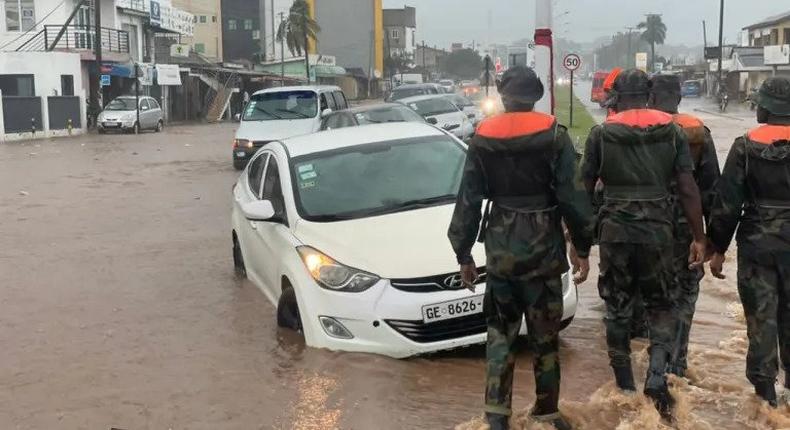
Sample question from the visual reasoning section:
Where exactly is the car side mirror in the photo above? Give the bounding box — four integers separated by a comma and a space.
241, 200, 275, 221
426, 117, 438, 125
467, 113, 476, 119
140, 105, 149, 111
321, 108, 333, 118
234, 113, 241, 122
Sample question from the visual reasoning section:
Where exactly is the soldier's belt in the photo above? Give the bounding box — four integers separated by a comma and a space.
603, 185, 668, 202
491, 194, 556, 211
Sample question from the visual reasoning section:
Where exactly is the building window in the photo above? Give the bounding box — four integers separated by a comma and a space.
193, 15, 197, 23
390, 29, 400, 39
60, 75, 74, 96
228, 19, 237, 30
771, 29, 779, 45
243, 19, 253, 30
785, 28, 790, 45
5, 0, 36, 31
252, 30, 260, 40
194, 43, 205, 53
199, 15, 206, 23
0, 74, 35, 96
212, 15, 216, 23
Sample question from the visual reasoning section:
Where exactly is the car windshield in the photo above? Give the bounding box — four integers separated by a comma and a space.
291, 136, 466, 221
354, 106, 425, 125
243, 90, 318, 121
105, 98, 137, 110
683, 82, 700, 89
439, 80, 454, 86
406, 98, 458, 117
448, 95, 473, 107
390, 88, 427, 100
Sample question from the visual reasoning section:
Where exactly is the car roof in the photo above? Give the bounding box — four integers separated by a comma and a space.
280, 122, 446, 158
393, 83, 435, 90
344, 103, 408, 113
397, 94, 452, 103
252, 85, 341, 96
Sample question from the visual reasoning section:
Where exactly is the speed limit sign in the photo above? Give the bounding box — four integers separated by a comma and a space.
563, 54, 581, 71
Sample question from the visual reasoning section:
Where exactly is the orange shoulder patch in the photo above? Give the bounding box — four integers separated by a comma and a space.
748, 125, 790, 145
605, 109, 673, 128
672, 113, 704, 130
476, 112, 556, 139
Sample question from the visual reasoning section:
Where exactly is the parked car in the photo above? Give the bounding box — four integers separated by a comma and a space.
438, 79, 456, 93
681, 80, 702, 98
233, 85, 348, 170
397, 95, 475, 139
442, 94, 484, 126
230, 122, 579, 357
97, 96, 163, 134
320, 103, 426, 131
590, 70, 609, 105
386, 83, 442, 102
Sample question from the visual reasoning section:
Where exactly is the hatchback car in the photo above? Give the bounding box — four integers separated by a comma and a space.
319, 103, 426, 131
230, 122, 578, 358
97, 96, 163, 134
681, 80, 702, 98
398, 95, 475, 139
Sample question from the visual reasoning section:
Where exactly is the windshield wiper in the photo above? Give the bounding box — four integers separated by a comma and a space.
253, 106, 282, 119
276, 108, 310, 119
385, 194, 457, 211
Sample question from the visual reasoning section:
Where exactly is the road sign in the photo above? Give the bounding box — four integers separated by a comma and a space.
636, 52, 648, 72
100, 75, 111, 87
563, 53, 581, 71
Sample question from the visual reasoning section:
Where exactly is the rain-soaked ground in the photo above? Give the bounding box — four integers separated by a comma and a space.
1, 92, 788, 429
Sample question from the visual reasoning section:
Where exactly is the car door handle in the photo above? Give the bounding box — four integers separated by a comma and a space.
249, 221, 257, 230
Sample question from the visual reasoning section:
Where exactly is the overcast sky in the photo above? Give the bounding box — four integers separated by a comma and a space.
382, 0, 788, 48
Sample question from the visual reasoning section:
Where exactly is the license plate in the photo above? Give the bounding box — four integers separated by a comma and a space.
236, 151, 246, 157
103, 122, 120, 127
422, 295, 484, 323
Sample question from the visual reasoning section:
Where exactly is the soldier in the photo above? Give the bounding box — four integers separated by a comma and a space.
448, 66, 594, 430
708, 77, 790, 407
649, 74, 721, 377
581, 69, 706, 416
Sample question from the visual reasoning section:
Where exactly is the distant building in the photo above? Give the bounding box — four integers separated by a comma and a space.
221, 0, 262, 64
174, 0, 224, 61
744, 11, 790, 47
414, 45, 447, 70
383, 6, 416, 59
451, 42, 463, 52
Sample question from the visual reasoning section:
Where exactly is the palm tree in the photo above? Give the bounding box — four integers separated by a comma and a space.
637, 14, 666, 72
276, 0, 321, 82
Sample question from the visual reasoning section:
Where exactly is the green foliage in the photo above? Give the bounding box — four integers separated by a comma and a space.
439, 49, 483, 80
276, 0, 321, 57
638, 14, 667, 71
594, 32, 650, 70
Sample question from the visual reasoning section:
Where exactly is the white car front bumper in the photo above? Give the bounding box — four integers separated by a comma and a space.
296, 270, 578, 359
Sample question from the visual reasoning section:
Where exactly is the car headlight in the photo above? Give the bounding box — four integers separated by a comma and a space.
233, 139, 253, 148
297, 246, 380, 292
482, 99, 496, 114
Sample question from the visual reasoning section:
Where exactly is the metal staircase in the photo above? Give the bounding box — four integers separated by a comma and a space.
203, 71, 240, 123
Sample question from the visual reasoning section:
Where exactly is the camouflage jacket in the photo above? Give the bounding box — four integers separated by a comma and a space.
673, 126, 720, 243
448, 112, 594, 279
581, 109, 695, 244
708, 126, 790, 257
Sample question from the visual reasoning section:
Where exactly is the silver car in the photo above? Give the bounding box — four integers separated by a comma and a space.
98, 96, 164, 134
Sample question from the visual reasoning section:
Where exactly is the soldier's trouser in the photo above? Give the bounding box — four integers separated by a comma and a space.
484, 274, 564, 416
737, 252, 790, 387
671, 237, 703, 372
598, 243, 677, 368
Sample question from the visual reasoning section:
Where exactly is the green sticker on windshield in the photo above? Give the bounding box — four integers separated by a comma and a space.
299, 180, 315, 189
298, 164, 314, 173
300, 171, 317, 180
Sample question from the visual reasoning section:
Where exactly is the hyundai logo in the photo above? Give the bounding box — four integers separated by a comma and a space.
443, 273, 465, 290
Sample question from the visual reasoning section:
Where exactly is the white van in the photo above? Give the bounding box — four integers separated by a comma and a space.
232, 85, 348, 170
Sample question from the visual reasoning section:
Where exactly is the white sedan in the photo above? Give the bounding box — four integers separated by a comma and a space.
397, 95, 476, 140
231, 122, 578, 358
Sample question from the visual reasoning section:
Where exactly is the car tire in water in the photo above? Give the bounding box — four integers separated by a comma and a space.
156, 120, 163, 132
233, 160, 246, 171
277, 286, 302, 331
232, 234, 246, 278
560, 316, 574, 331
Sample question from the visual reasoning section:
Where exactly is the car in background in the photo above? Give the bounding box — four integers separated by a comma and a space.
232, 85, 348, 170
438, 79, 456, 93
97, 96, 163, 134
681, 80, 702, 98
386, 83, 443, 102
319, 103, 427, 131
398, 95, 475, 140
443, 94, 484, 126
591, 70, 609, 105
230, 122, 579, 357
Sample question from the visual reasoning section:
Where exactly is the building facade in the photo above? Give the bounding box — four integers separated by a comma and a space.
220, 0, 261, 64
745, 11, 790, 47
173, 0, 223, 61
383, 5, 415, 59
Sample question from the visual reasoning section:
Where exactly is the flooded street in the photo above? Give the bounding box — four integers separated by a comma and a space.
0, 103, 787, 430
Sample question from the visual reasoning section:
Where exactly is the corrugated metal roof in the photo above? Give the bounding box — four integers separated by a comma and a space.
744, 10, 790, 30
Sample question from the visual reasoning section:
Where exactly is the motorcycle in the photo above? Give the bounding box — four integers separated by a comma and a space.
719, 91, 729, 113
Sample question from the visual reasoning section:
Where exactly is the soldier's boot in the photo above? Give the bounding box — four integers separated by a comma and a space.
485, 413, 509, 430
754, 381, 778, 408
532, 412, 573, 430
668, 363, 686, 378
612, 363, 637, 392
644, 351, 674, 419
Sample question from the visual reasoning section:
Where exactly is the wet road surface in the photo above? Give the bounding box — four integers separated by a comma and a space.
0, 105, 787, 429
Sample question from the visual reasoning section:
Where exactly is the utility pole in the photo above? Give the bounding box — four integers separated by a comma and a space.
702, 20, 708, 47
421, 40, 426, 81
625, 26, 637, 68
717, 0, 725, 91
270, 0, 275, 61
90, 0, 103, 124
279, 12, 285, 86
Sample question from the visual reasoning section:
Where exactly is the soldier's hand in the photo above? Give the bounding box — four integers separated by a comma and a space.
573, 257, 590, 285
460, 263, 479, 292
688, 239, 706, 270
710, 253, 726, 279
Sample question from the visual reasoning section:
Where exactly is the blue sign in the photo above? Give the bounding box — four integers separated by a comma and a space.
100, 75, 111, 87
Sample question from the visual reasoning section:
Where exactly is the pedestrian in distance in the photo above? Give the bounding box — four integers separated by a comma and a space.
448, 66, 595, 430
648, 74, 721, 377
581, 69, 707, 418
707, 76, 790, 407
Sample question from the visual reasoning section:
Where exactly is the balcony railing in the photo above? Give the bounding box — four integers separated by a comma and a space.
15, 25, 130, 54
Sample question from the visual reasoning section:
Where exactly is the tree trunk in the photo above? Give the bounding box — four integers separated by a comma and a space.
651, 41, 655, 72
304, 34, 310, 83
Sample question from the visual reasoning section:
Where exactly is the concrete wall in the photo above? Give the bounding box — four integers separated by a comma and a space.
314, 0, 374, 73
173, 0, 223, 60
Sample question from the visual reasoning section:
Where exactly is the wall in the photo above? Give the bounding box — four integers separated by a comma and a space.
314, 0, 376, 75
0, 51, 83, 97
173, 0, 223, 60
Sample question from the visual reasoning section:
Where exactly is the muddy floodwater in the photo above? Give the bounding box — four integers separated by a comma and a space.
1, 98, 788, 429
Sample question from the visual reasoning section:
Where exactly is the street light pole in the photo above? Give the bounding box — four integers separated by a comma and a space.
279, 12, 285, 86
625, 26, 637, 68
717, 0, 725, 91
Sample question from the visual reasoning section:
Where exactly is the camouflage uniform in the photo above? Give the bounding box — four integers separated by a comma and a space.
581, 109, 694, 384
448, 111, 593, 418
708, 112, 790, 394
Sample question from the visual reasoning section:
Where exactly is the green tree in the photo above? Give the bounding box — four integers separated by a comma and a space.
438, 49, 483, 80
638, 14, 667, 72
276, 0, 321, 82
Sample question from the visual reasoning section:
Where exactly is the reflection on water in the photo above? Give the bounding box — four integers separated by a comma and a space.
292, 373, 342, 430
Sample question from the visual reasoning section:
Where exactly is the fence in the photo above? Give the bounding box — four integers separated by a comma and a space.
2, 97, 42, 133
48, 96, 82, 130
0, 94, 86, 141
15, 25, 130, 54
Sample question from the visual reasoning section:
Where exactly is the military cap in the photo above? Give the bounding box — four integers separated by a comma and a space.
757, 77, 790, 116
613, 68, 652, 96
497, 66, 545, 104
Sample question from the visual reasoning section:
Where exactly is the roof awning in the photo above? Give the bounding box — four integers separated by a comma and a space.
313, 65, 346, 77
